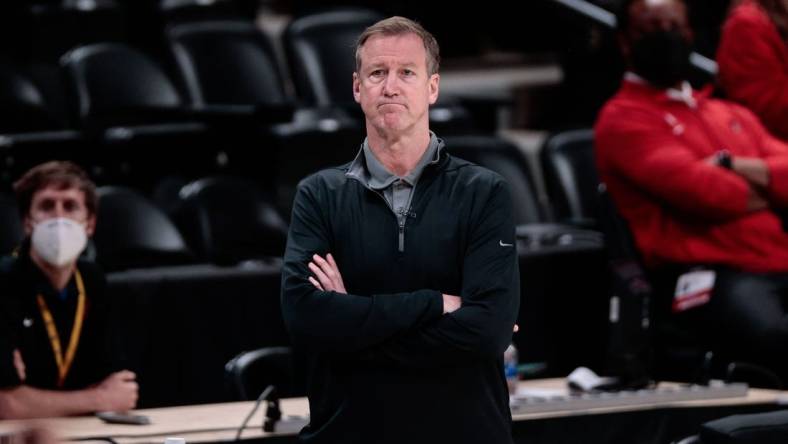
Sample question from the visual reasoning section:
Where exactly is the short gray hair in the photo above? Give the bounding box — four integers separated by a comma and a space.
355, 16, 440, 75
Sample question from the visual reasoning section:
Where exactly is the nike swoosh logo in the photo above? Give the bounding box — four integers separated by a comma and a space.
499, 240, 514, 247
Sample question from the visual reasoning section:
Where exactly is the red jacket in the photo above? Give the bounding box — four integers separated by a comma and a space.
717, 0, 788, 141
595, 79, 788, 273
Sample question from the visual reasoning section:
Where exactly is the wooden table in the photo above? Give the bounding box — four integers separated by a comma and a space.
0, 379, 785, 443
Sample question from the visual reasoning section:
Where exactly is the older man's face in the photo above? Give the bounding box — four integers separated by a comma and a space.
352, 33, 439, 136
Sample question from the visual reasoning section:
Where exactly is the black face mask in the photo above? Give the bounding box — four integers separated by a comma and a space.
630, 29, 692, 89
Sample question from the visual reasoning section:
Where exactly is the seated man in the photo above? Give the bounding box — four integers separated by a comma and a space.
595, 0, 788, 370
0, 161, 138, 418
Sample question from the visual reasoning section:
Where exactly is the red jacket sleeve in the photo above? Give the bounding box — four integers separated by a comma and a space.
755, 115, 788, 206
595, 105, 752, 220
717, 4, 788, 140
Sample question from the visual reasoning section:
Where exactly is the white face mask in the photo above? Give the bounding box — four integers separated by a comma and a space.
31, 217, 88, 267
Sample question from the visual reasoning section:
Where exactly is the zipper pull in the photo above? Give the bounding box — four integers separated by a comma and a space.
398, 220, 405, 252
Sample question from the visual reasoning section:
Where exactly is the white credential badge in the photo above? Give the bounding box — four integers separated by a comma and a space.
673, 270, 716, 313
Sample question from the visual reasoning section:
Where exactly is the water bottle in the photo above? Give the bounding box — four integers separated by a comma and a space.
503, 343, 519, 394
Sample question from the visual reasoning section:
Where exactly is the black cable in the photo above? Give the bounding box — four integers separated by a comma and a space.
234, 385, 275, 441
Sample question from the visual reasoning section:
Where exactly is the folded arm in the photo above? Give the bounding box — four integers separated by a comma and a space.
740, 107, 788, 207
280, 180, 444, 354
350, 179, 520, 368
597, 108, 762, 220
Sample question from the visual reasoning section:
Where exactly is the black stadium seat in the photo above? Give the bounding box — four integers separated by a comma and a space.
171, 176, 289, 264
94, 186, 194, 271
0, 62, 63, 133
167, 20, 288, 108
441, 134, 611, 377
0, 193, 23, 255
284, 7, 383, 108
540, 128, 600, 227
61, 43, 185, 128
60, 42, 224, 191
0, 63, 84, 190
444, 134, 545, 225
225, 346, 303, 401
157, 0, 258, 23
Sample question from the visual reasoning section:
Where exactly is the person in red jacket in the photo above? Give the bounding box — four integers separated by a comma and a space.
717, 0, 788, 141
596, 0, 788, 372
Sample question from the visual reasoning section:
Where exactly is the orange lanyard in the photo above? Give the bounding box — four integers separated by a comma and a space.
35, 270, 86, 388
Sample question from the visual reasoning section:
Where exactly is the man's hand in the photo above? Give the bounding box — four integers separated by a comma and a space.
93, 370, 138, 412
308, 253, 347, 294
704, 153, 770, 211
442, 294, 461, 314
732, 157, 770, 188
704, 153, 770, 188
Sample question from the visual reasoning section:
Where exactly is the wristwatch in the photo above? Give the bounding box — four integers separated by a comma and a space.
716, 149, 733, 170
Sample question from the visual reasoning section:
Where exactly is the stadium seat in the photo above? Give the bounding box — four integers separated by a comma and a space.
61, 42, 187, 128
61, 42, 227, 191
93, 186, 194, 271
673, 410, 788, 444
0, 193, 23, 255
171, 176, 289, 264
443, 134, 545, 224
0, 62, 85, 189
284, 7, 382, 108
167, 20, 288, 108
540, 128, 599, 227
225, 346, 303, 400
0, 62, 63, 133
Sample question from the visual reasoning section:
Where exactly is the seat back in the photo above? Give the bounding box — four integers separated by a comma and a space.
269, 108, 364, 217
701, 410, 788, 444
284, 8, 384, 107
0, 193, 23, 255
0, 63, 62, 132
598, 185, 709, 386
173, 176, 289, 264
167, 20, 287, 107
94, 186, 194, 271
61, 43, 183, 126
159, 0, 257, 22
225, 346, 301, 400
597, 185, 654, 387
541, 129, 600, 227
444, 134, 544, 224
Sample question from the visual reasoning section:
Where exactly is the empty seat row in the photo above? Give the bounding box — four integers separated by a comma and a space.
0, 176, 288, 271
0, 129, 594, 268
0, 6, 481, 196
0, 7, 475, 136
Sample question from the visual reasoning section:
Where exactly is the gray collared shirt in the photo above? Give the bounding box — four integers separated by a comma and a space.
362, 132, 440, 224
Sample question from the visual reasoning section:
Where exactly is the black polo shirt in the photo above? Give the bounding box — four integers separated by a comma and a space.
0, 245, 113, 390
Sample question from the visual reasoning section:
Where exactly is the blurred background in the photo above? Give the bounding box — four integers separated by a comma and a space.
0, 0, 737, 409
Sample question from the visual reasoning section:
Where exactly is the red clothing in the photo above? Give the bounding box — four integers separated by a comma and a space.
595, 79, 788, 273
717, 0, 788, 141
